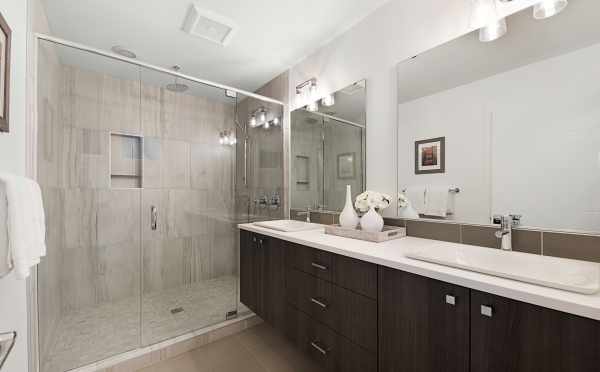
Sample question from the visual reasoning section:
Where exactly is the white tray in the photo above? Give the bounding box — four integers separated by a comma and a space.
324, 224, 406, 243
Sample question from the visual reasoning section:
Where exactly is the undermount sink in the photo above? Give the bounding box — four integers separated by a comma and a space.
405, 243, 600, 294
253, 220, 322, 232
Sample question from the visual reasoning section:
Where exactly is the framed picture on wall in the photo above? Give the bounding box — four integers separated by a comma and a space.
415, 137, 445, 174
337, 152, 356, 179
0, 11, 11, 133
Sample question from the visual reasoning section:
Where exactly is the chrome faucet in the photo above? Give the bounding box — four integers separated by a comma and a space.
493, 214, 522, 251
296, 206, 312, 223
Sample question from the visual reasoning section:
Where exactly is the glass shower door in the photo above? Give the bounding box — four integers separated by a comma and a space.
138, 68, 239, 346
37, 40, 143, 372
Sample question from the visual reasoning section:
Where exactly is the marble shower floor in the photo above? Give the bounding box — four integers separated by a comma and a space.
42, 276, 238, 372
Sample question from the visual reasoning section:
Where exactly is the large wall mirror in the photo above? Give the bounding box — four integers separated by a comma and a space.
396, 0, 599, 233
290, 80, 366, 217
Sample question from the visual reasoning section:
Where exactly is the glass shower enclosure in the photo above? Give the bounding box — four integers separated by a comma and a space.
36, 37, 284, 372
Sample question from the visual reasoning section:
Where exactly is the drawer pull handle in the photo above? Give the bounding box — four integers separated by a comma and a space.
445, 295, 456, 306
481, 305, 493, 317
310, 297, 328, 309
311, 262, 328, 271
310, 341, 328, 356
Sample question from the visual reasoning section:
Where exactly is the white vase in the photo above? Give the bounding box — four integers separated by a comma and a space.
339, 185, 359, 229
360, 207, 384, 232
398, 201, 420, 219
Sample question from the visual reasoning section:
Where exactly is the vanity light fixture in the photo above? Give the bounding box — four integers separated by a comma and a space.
322, 94, 335, 107
533, 0, 568, 20
272, 117, 280, 126
219, 130, 236, 146
479, 17, 508, 42
470, 0, 499, 29
306, 101, 319, 112
296, 78, 319, 112
258, 109, 267, 124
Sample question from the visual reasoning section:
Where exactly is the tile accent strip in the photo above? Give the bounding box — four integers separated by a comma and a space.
289, 212, 597, 263
383, 217, 600, 262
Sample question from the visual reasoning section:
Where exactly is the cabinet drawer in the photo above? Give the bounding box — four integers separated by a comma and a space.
284, 242, 378, 299
285, 242, 334, 281
286, 268, 377, 352
284, 304, 377, 372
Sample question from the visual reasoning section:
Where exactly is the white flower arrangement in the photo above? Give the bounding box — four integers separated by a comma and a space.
354, 190, 392, 213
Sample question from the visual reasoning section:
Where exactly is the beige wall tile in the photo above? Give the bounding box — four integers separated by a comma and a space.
543, 232, 600, 262
406, 220, 461, 243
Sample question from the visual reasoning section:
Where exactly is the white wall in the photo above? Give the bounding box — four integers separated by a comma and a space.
0, 0, 30, 371
288, 0, 539, 216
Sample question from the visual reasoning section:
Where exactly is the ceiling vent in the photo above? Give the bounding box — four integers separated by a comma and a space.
182, 5, 238, 47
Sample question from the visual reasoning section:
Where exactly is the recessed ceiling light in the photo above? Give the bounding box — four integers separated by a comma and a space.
111, 46, 136, 59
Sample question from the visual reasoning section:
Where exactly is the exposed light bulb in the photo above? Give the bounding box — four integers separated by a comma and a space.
259, 109, 267, 123
306, 101, 319, 112
322, 94, 335, 107
479, 17, 507, 42
264, 121, 270, 129
309, 82, 318, 100
249, 114, 257, 127
470, 0, 499, 29
272, 117, 280, 126
533, 0, 568, 20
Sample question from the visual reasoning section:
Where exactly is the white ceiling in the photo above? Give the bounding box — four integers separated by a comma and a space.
41, 0, 390, 92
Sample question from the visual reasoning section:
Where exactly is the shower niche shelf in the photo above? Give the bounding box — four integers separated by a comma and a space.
110, 133, 142, 188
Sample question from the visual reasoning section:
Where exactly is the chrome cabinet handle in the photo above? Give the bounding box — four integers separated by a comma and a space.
481, 305, 493, 317
445, 295, 456, 306
311, 262, 328, 271
150, 206, 158, 231
310, 341, 328, 355
310, 297, 328, 309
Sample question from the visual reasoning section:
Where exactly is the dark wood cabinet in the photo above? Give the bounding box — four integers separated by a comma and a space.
240, 230, 259, 314
285, 267, 378, 351
285, 304, 377, 372
379, 267, 470, 372
471, 290, 600, 372
239, 231, 285, 330
241, 229, 600, 372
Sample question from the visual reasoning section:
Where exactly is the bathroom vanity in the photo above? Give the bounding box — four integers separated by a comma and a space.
239, 224, 600, 372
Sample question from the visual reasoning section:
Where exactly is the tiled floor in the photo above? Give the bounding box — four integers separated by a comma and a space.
138, 323, 324, 372
42, 276, 237, 372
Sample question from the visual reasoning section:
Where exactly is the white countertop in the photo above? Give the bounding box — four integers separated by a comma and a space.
239, 223, 600, 321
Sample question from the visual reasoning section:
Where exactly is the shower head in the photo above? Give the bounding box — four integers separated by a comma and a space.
165, 83, 189, 92
165, 65, 189, 92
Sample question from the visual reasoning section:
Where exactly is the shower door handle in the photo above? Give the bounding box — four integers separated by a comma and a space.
150, 206, 158, 231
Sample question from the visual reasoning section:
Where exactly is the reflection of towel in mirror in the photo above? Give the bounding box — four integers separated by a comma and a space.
0, 173, 47, 279
404, 186, 426, 214
424, 185, 450, 218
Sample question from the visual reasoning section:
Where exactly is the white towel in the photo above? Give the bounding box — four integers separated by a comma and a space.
424, 185, 450, 218
0, 173, 47, 280
404, 186, 426, 214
